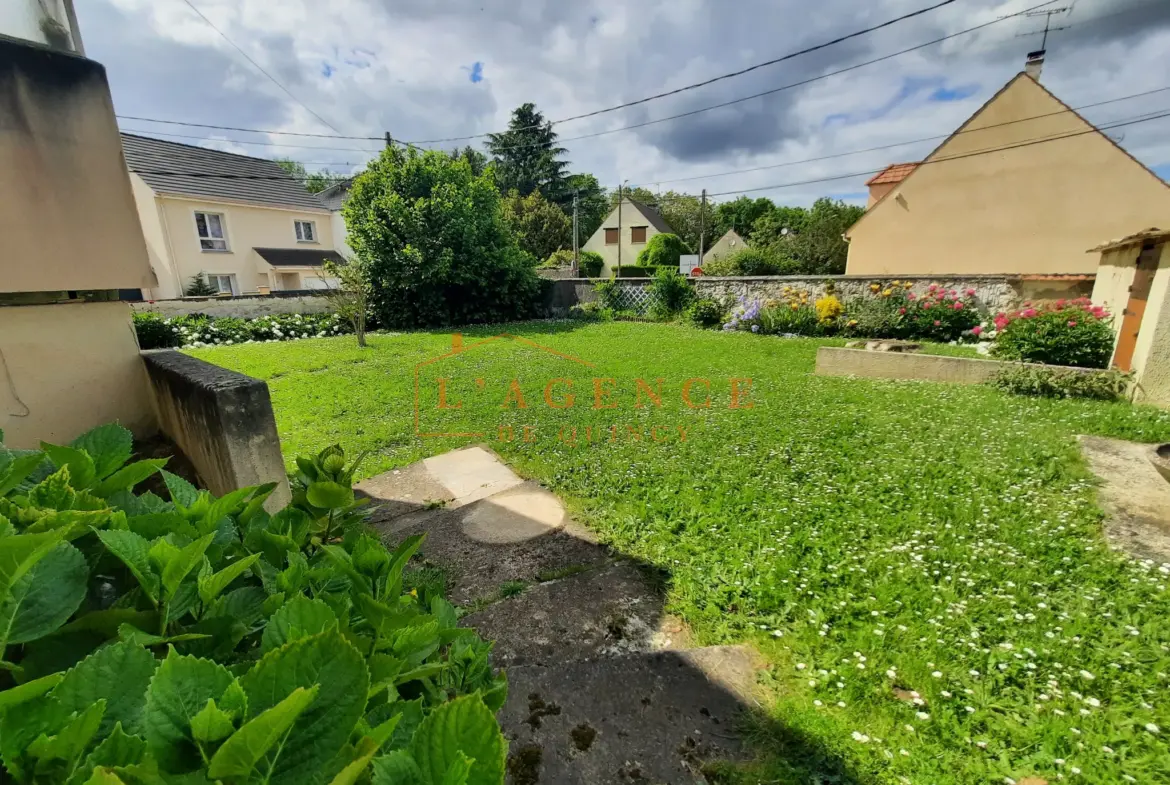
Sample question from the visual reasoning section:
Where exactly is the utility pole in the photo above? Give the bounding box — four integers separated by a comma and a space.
698, 189, 707, 264
384, 132, 393, 150
617, 182, 623, 277
572, 190, 580, 277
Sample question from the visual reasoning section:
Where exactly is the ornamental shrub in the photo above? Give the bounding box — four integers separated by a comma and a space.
133, 313, 353, 349
593, 278, 623, 311
687, 298, 725, 328
647, 267, 695, 319
703, 248, 781, 276
635, 233, 690, 268
132, 312, 181, 350
989, 364, 1132, 401
540, 250, 604, 277
0, 426, 507, 784
842, 283, 980, 342
344, 146, 541, 328
990, 299, 1114, 368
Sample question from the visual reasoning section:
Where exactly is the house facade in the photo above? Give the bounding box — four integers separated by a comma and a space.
123, 134, 342, 300
703, 229, 749, 263
845, 73, 1170, 277
582, 199, 674, 277
317, 178, 354, 258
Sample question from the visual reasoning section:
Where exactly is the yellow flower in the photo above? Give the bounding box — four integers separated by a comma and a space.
869, 283, 881, 293
903, 281, 913, 289
882, 289, 892, 297
791, 303, 799, 310
847, 319, 858, 326
892, 279, 901, 286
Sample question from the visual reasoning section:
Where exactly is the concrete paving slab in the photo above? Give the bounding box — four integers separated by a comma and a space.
1080, 435, 1170, 562
424, 446, 524, 506
500, 647, 759, 785
462, 562, 671, 667
357, 461, 453, 525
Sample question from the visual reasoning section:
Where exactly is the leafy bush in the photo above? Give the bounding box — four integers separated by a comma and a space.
567, 302, 607, 321
723, 295, 824, 337
814, 294, 843, 324
344, 146, 541, 328
0, 426, 507, 784
132, 312, 181, 350
989, 364, 1132, 401
843, 283, 980, 343
702, 248, 781, 276
541, 250, 603, 278
686, 298, 724, 328
635, 233, 690, 268
647, 268, 694, 319
593, 279, 622, 312
990, 299, 1114, 368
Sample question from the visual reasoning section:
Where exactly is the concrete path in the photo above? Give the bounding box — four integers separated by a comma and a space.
1079, 436, 1170, 562
359, 446, 763, 784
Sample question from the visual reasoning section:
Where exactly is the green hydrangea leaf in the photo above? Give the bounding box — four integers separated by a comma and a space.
0, 529, 69, 599
189, 699, 237, 744
42, 443, 97, 491
0, 670, 64, 710
206, 685, 318, 778
0, 540, 88, 645
28, 699, 106, 766
0, 452, 48, 497
66, 723, 148, 785
96, 530, 160, 604
260, 595, 337, 654
30, 465, 76, 510
197, 553, 260, 605
161, 471, 199, 508
93, 460, 168, 499
306, 481, 354, 510
409, 695, 504, 785
240, 629, 369, 785
71, 424, 134, 482
160, 533, 215, 601
143, 649, 237, 771
54, 641, 159, 737
370, 750, 425, 785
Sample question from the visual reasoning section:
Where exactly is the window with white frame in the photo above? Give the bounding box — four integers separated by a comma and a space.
194, 212, 229, 251
294, 220, 317, 243
209, 274, 237, 295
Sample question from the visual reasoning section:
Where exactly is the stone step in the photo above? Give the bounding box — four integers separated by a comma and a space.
500, 646, 760, 785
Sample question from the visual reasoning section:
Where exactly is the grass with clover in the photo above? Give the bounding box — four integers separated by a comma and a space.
191, 321, 1170, 784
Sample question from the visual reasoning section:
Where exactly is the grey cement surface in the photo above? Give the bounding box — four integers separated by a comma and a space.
1080, 435, 1170, 562
359, 448, 766, 783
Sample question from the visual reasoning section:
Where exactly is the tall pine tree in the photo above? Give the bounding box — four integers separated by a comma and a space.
487, 103, 570, 209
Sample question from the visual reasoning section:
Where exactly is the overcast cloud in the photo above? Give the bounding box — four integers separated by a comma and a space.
81, 0, 1170, 206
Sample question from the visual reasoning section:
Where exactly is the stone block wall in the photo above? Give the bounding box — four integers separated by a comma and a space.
131, 292, 332, 319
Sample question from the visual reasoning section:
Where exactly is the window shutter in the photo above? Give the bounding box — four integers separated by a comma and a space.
605, 228, 619, 244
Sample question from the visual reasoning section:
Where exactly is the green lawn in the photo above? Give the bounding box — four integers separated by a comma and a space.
191, 322, 1170, 785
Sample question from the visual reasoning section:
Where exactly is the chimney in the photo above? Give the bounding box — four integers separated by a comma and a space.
1025, 49, 1045, 81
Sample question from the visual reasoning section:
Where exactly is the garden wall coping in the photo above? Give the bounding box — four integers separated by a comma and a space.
815, 347, 1110, 385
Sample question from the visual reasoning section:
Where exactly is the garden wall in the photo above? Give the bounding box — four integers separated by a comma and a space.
542, 274, 1093, 316
814, 347, 1111, 385
131, 292, 333, 318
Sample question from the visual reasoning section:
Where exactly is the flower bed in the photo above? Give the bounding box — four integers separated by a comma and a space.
987, 298, 1114, 369
134, 311, 352, 350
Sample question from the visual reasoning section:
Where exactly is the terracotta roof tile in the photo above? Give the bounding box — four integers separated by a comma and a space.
865, 162, 919, 186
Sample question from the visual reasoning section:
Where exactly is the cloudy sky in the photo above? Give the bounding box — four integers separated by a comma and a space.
80, 0, 1170, 206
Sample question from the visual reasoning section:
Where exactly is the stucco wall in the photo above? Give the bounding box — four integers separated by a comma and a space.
1, 38, 155, 293
704, 230, 748, 262
1131, 245, 1170, 386
582, 201, 665, 277
846, 75, 1170, 276
145, 195, 334, 296
130, 293, 333, 318
0, 302, 155, 448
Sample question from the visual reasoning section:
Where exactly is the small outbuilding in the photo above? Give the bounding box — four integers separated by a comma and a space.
1089, 228, 1170, 405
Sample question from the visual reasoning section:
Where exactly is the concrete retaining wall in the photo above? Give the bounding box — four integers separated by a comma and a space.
141, 350, 290, 510
814, 347, 1108, 385
132, 292, 332, 318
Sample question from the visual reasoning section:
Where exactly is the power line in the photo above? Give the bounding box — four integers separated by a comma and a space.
117, 127, 385, 154
176, 0, 345, 135
116, 115, 382, 141
404, 0, 1069, 153
628, 85, 1170, 189
701, 109, 1170, 198
407, 0, 966, 144
128, 168, 353, 182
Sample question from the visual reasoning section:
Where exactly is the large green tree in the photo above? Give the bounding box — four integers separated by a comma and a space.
500, 189, 572, 262
713, 196, 775, 240
274, 158, 334, 193
448, 145, 489, 177
487, 103, 570, 208
751, 198, 864, 275
343, 146, 540, 327
566, 173, 609, 240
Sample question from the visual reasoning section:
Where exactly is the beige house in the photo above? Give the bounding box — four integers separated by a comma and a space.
1089, 229, 1170, 405
1, 34, 156, 447
703, 229, 749, 263
123, 134, 342, 299
845, 72, 1170, 277
582, 199, 674, 277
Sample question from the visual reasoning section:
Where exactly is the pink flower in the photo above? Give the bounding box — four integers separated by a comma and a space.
933, 320, 941, 326
1068, 320, 1077, 327
953, 301, 964, 310
1021, 308, 1037, 318
971, 325, 983, 336
949, 290, 958, 297
928, 283, 939, 291
908, 292, 917, 300
899, 307, 906, 315
922, 301, 933, 309
966, 288, 976, 297
1055, 299, 1066, 308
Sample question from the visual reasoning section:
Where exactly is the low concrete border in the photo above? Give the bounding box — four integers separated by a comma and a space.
814, 347, 1108, 385
141, 350, 290, 510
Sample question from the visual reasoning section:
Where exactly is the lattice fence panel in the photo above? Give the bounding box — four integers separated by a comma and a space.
611, 284, 659, 315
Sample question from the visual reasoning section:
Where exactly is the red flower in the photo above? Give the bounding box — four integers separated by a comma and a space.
971, 325, 983, 336
899, 307, 906, 315
953, 301, 964, 310
1068, 320, 1077, 327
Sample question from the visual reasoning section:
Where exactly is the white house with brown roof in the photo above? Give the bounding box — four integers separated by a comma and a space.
122, 134, 342, 300
582, 199, 675, 277
844, 72, 1170, 277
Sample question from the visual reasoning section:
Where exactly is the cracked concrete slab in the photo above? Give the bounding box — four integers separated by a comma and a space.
1080, 435, 1170, 562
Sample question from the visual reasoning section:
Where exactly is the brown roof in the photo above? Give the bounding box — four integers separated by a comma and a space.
865, 162, 919, 186
1087, 227, 1170, 254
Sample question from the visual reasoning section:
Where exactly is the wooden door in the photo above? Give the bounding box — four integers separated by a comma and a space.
1112, 243, 1160, 371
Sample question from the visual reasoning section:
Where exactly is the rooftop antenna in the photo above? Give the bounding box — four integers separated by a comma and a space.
1010, 5, 1072, 80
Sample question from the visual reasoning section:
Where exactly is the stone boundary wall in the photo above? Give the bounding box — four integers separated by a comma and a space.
814, 347, 1110, 386
131, 292, 332, 318
543, 274, 1094, 316
141, 350, 290, 511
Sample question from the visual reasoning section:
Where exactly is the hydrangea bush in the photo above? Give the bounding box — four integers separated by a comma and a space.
134, 312, 352, 350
